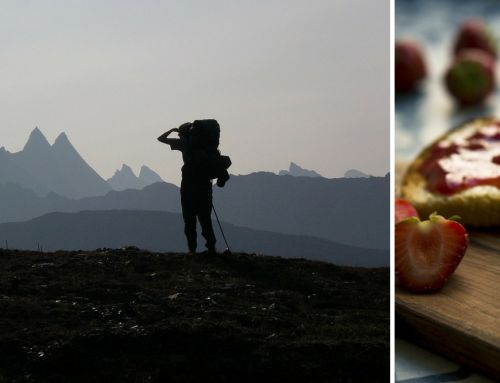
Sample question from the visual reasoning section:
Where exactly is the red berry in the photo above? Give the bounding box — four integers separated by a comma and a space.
395, 40, 427, 93
395, 213, 468, 293
445, 49, 496, 105
454, 18, 497, 59
395, 198, 418, 224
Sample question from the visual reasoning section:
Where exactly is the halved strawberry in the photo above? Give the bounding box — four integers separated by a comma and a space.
395, 213, 468, 293
395, 198, 419, 224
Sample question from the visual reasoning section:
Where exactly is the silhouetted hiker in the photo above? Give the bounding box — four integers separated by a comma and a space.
158, 119, 231, 254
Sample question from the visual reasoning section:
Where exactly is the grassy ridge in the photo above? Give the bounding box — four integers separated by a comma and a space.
0, 249, 389, 382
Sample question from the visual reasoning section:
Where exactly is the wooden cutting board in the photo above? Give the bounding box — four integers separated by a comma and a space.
395, 161, 500, 379
396, 230, 500, 379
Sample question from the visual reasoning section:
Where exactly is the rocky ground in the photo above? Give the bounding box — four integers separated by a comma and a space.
0, 248, 389, 382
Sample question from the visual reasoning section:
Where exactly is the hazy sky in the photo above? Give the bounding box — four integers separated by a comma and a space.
1, 0, 389, 185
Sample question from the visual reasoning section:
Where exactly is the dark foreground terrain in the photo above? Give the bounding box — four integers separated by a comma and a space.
0, 249, 389, 382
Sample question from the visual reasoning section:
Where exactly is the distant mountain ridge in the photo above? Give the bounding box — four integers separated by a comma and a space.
0, 210, 388, 266
0, 128, 165, 198
107, 164, 163, 191
278, 163, 373, 179
0, 128, 111, 198
344, 169, 369, 178
279, 162, 322, 177
217, 172, 389, 249
0, 130, 388, 251
0, 172, 389, 250
0, 181, 180, 224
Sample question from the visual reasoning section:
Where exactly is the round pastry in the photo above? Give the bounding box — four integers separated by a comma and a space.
400, 117, 500, 226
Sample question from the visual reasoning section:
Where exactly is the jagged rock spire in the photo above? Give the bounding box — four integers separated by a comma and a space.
23, 127, 51, 152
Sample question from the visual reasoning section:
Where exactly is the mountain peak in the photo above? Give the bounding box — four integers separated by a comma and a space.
344, 169, 369, 178
52, 132, 80, 158
289, 162, 303, 173
138, 165, 150, 178
23, 127, 51, 152
279, 162, 322, 178
108, 164, 140, 191
139, 165, 154, 177
54, 132, 70, 145
120, 164, 135, 175
108, 164, 163, 191
139, 165, 163, 184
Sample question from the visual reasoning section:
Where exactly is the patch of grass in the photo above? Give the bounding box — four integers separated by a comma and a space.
0, 249, 389, 382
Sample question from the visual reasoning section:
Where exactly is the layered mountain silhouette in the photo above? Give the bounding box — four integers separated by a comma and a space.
0, 182, 180, 223
0, 172, 389, 249
107, 164, 163, 191
344, 169, 369, 178
0, 128, 111, 198
278, 162, 322, 177
216, 172, 389, 249
0, 210, 387, 266
0, 129, 389, 256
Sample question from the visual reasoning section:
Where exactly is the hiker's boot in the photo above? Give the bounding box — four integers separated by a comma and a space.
205, 246, 217, 256
188, 243, 197, 255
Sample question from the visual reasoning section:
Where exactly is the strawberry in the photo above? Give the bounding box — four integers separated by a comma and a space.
395, 198, 419, 224
445, 49, 496, 105
395, 213, 468, 293
395, 40, 427, 93
454, 18, 497, 59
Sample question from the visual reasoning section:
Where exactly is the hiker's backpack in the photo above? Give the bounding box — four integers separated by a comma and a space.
190, 119, 220, 152
190, 119, 231, 181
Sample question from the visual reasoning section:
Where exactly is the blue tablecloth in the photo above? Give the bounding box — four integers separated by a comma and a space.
396, 339, 493, 383
396, 0, 500, 161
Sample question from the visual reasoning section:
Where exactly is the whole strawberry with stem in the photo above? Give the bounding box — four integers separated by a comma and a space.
445, 49, 496, 105
395, 213, 468, 293
395, 40, 427, 93
454, 18, 497, 59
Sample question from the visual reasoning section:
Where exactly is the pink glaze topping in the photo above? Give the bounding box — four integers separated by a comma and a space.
419, 122, 500, 195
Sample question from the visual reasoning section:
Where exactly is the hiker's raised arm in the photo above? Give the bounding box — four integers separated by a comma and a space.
157, 128, 179, 144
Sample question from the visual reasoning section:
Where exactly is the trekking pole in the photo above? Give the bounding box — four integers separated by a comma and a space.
212, 203, 231, 254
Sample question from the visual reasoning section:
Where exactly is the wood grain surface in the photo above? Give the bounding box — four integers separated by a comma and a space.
396, 162, 500, 379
